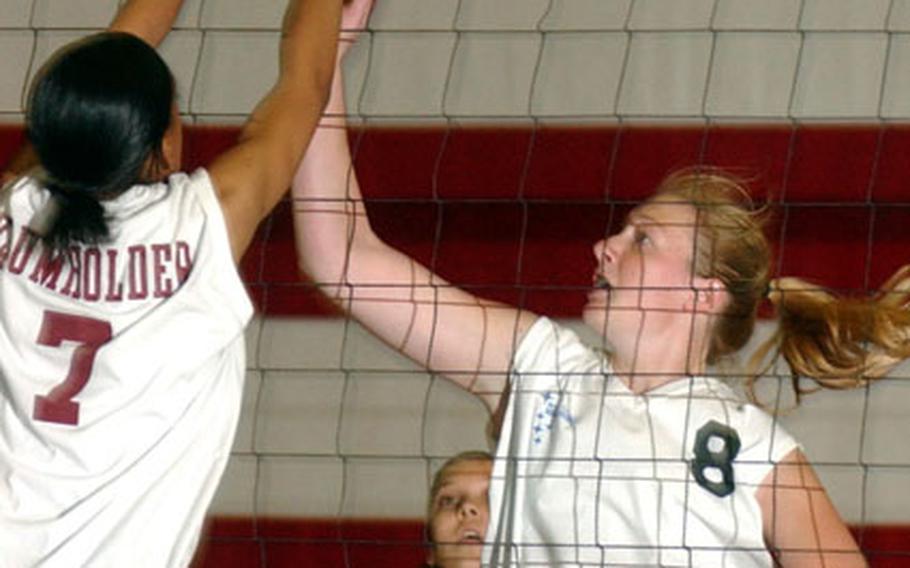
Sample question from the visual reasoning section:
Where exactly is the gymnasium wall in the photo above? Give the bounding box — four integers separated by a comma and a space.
2, 1, 910, 566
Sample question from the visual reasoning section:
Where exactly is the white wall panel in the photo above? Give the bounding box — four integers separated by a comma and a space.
31, 0, 118, 28
791, 33, 888, 118
445, 32, 543, 117
0, 32, 33, 115
811, 465, 867, 524
800, 0, 891, 31
368, 0, 459, 31
339, 372, 429, 456
540, 0, 632, 31
706, 32, 800, 117
864, 468, 910, 523
531, 32, 628, 117
158, 30, 204, 112
342, 458, 427, 517
780, 381, 868, 464
358, 32, 456, 117
881, 34, 910, 118
712, 0, 801, 30
258, 457, 344, 517
617, 32, 713, 116
190, 31, 278, 115
0, 0, 32, 27
254, 371, 346, 455
423, 376, 492, 457
212, 455, 258, 516
258, 318, 346, 370
199, 0, 285, 30
454, 0, 550, 31
888, 0, 910, 31
862, 365, 910, 465
340, 321, 423, 372
232, 370, 263, 453
627, 0, 715, 30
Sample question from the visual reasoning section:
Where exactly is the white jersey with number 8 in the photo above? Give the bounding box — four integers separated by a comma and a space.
485, 317, 798, 567
0, 169, 252, 567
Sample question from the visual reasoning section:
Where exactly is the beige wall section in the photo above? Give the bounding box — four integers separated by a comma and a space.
216, 317, 910, 524
4, 0, 910, 120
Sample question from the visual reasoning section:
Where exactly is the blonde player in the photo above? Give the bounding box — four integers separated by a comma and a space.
293, 2, 910, 565
426, 452, 494, 568
0, 0, 343, 565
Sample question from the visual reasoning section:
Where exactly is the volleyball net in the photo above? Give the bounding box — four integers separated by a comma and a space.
1, 1, 910, 566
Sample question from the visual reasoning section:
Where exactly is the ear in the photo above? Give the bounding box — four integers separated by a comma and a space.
691, 277, 728, 315
159, 135, 176, 173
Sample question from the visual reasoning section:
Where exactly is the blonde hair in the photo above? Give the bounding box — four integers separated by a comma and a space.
656, 168, 910, 403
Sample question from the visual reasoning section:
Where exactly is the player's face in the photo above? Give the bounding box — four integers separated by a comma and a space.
429, 459, 492, 568
583, 196, 702, 345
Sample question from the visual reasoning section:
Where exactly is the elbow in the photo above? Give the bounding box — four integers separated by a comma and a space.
295, 238, 350, 306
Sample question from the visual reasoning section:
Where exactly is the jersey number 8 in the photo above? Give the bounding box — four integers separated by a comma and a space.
691, 420, 741, 498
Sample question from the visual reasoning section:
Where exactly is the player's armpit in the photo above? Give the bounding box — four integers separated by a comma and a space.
757, 449, 867, 568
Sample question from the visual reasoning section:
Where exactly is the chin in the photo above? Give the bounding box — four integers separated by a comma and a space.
433, 546, 483, 568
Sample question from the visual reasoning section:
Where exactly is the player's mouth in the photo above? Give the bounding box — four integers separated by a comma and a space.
593, 273, 611, 290
458, 528, 484, 544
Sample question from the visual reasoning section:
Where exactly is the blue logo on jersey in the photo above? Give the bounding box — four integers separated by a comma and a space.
532, 391, 576, 445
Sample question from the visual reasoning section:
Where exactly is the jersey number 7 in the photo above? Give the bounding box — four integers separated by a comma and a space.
33, 311, 112, 426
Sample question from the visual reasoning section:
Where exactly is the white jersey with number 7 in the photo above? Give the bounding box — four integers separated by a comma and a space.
0, 169, 252, 568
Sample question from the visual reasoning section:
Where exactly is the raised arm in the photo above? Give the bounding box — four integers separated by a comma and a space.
108, 0, 186, 47
291, 0, 536, 412
208, 0, 342, 262
757, 449, 867, 567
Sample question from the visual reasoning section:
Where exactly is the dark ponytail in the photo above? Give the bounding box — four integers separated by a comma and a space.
26, 31, 175, 250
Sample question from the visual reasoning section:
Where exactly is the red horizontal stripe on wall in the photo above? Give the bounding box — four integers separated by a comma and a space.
191, 517, 426, 568
3, 124, 908, 316
190, 517, 909, 568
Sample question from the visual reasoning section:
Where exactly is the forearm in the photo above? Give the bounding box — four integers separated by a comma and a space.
280, 0, 341, 90
208, 0, 342, 262
108, 0, 186, 47
240, 0, 342, 209
292, 62, 367, 283
289, 1, 532, 397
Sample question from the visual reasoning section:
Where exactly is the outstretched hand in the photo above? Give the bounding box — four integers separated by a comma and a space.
339, 0, 374, 59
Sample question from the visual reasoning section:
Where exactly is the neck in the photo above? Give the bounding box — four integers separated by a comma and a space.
609, 313, 710, 394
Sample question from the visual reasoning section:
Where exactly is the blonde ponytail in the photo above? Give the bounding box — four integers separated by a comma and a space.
748, 268, 910, 403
